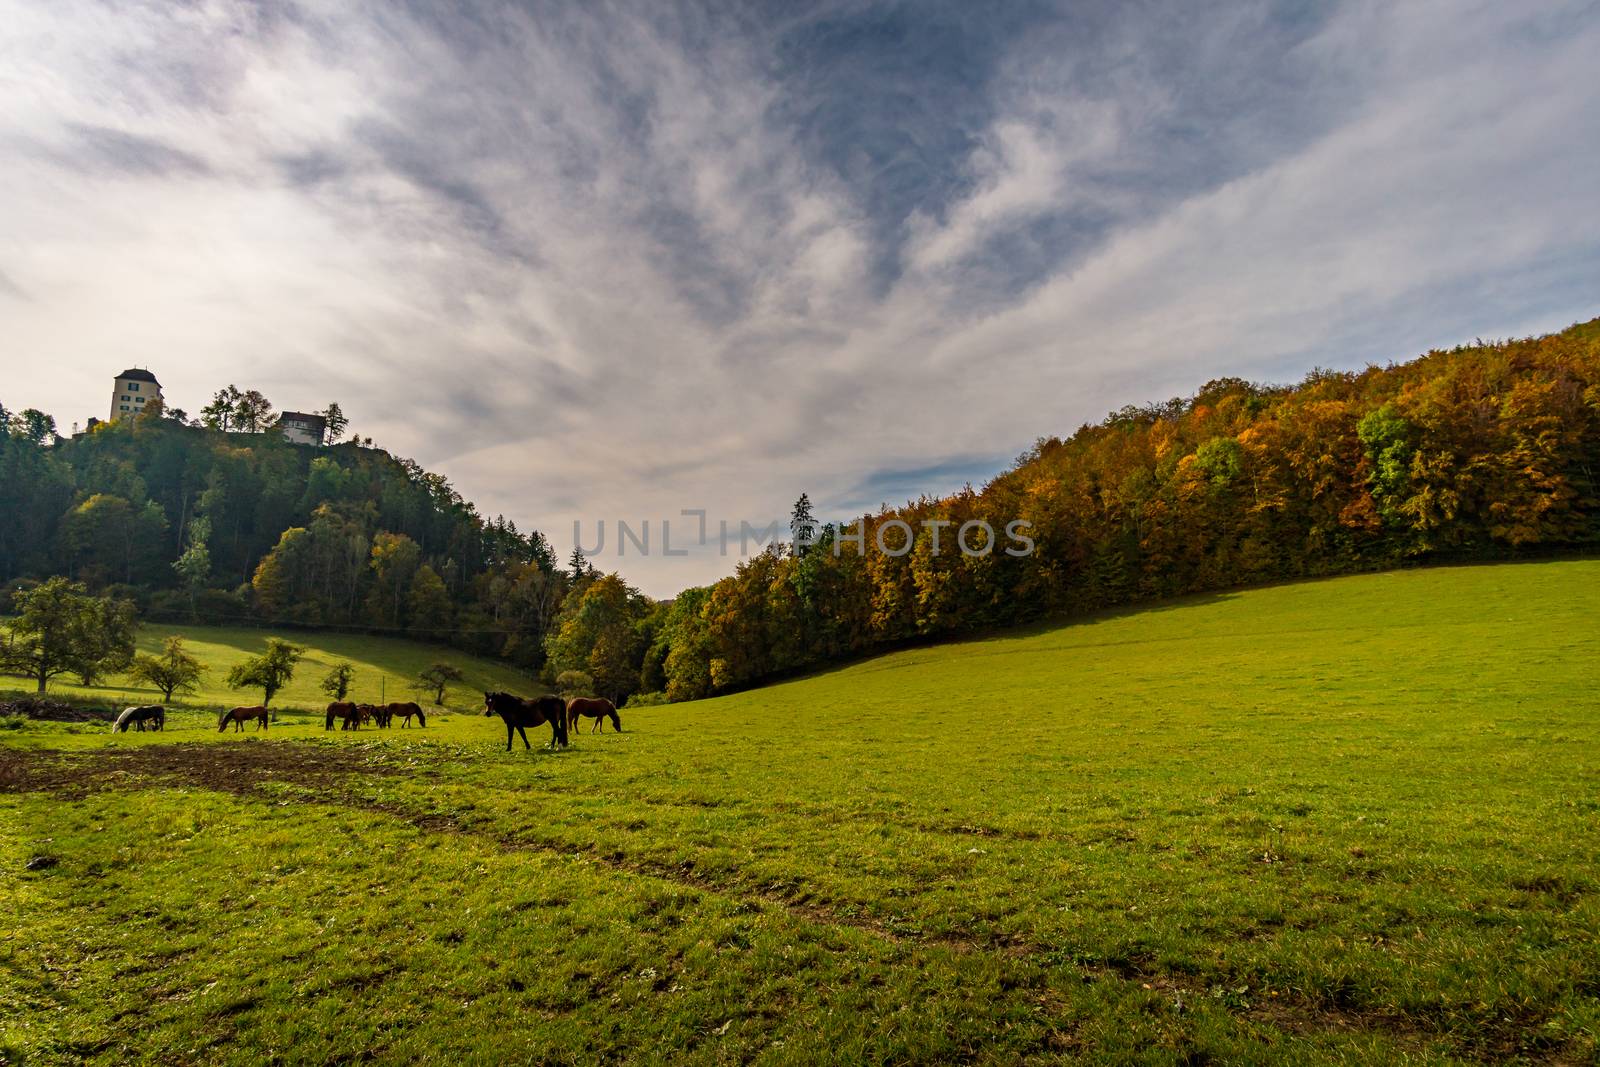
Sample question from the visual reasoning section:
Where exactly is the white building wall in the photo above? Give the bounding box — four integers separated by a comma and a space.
110, 377, 163, 421
281, 421, 323, 445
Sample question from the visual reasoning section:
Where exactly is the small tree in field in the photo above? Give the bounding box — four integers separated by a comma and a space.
414, 662, 464, 705
70, 596, 139, 686
0, 578, 137, 693
227, 639, 305, 715
128, 636, 205, 701
320, 662, 356, 701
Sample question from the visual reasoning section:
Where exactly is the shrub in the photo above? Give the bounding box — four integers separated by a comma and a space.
555, 670, 595, 697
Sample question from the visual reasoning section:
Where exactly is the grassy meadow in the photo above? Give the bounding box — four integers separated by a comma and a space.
3, 560, 1598, 1063
0, 624, 541, 717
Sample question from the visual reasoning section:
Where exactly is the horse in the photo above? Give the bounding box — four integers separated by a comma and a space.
387, 701, 426, 728
324, 701, 362, 731
362, 703, 391, 729
567, 696, 621, 734
113, 705, 165, 733
218, 705, 269, 732
483, 691, 568, 751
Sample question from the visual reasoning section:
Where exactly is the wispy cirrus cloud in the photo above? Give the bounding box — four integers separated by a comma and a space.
2, 0, 1597, 596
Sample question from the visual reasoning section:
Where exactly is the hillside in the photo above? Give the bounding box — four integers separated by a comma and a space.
655, 319, 1600, 700
5, 317, 1598, 711
5, 561, 1598, 1061
0, 406, 563, 673
0, 624, 540, 713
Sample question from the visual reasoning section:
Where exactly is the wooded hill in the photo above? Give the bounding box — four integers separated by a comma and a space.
0, 409, 564, 672
4, 317, 1598, 701
652, 318, 1600, 700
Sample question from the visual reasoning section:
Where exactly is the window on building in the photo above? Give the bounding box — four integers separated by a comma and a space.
129, 383, 140, 392
120, 405, 129, 411
135, 397, 145, 404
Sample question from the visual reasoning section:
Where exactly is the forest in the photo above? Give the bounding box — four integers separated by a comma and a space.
653, 318, 1600, 700
4, 318, 1598, 703
0, 395, 574, 677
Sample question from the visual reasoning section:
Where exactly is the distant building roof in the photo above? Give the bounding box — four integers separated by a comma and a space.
280, 411, 327, 428
116, 368, 160, 384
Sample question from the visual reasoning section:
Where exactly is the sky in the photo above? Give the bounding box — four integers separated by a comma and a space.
2, 0, 1598, 597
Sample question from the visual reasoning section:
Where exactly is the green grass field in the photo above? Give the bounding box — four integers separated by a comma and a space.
3, 561, 1598, 1063
0, 624, 542, 716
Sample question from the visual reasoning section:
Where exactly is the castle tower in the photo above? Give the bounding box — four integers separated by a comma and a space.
111, 368, 162, 421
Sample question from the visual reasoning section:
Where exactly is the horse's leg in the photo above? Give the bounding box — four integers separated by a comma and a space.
519, 725, 532, 750
504, 720, 514, 751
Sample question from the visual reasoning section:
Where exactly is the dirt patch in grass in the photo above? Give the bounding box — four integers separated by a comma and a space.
0, 742, 1574, 1062
0, 697, 117, 723
0, 741, 403, 800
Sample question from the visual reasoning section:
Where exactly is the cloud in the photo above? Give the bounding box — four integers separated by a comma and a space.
2, 0, 1597, 596
0, 268, 27, 301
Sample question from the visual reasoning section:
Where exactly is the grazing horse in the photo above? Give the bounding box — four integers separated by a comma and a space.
387, 701, 426, 728
218, 705, 269, 732
362, 703, 391, 729
324, 701, 362, 731
483, 691, 568, 751
567, 696, 622, 734
113, 705, 165, 733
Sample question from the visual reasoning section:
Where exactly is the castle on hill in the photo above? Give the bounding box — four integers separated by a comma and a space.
105, 368, 329, 446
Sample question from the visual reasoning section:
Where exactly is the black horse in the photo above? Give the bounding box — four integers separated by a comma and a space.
483, 691, 568, 751
113, 705, 165, 732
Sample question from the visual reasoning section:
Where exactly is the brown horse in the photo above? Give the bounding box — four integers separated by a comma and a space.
387, 701, 426, 728
567, 696, 621, 734
325, 701, 362, 731
483, 691, 568, 751
362, 703, 391, 729
218, 705, 269, 732
113, 705, 165, 733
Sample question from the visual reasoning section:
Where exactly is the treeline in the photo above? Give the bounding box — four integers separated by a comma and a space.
0, 402, 565, 672
6, 318, 1598, 705
647, 318, 1600, 700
